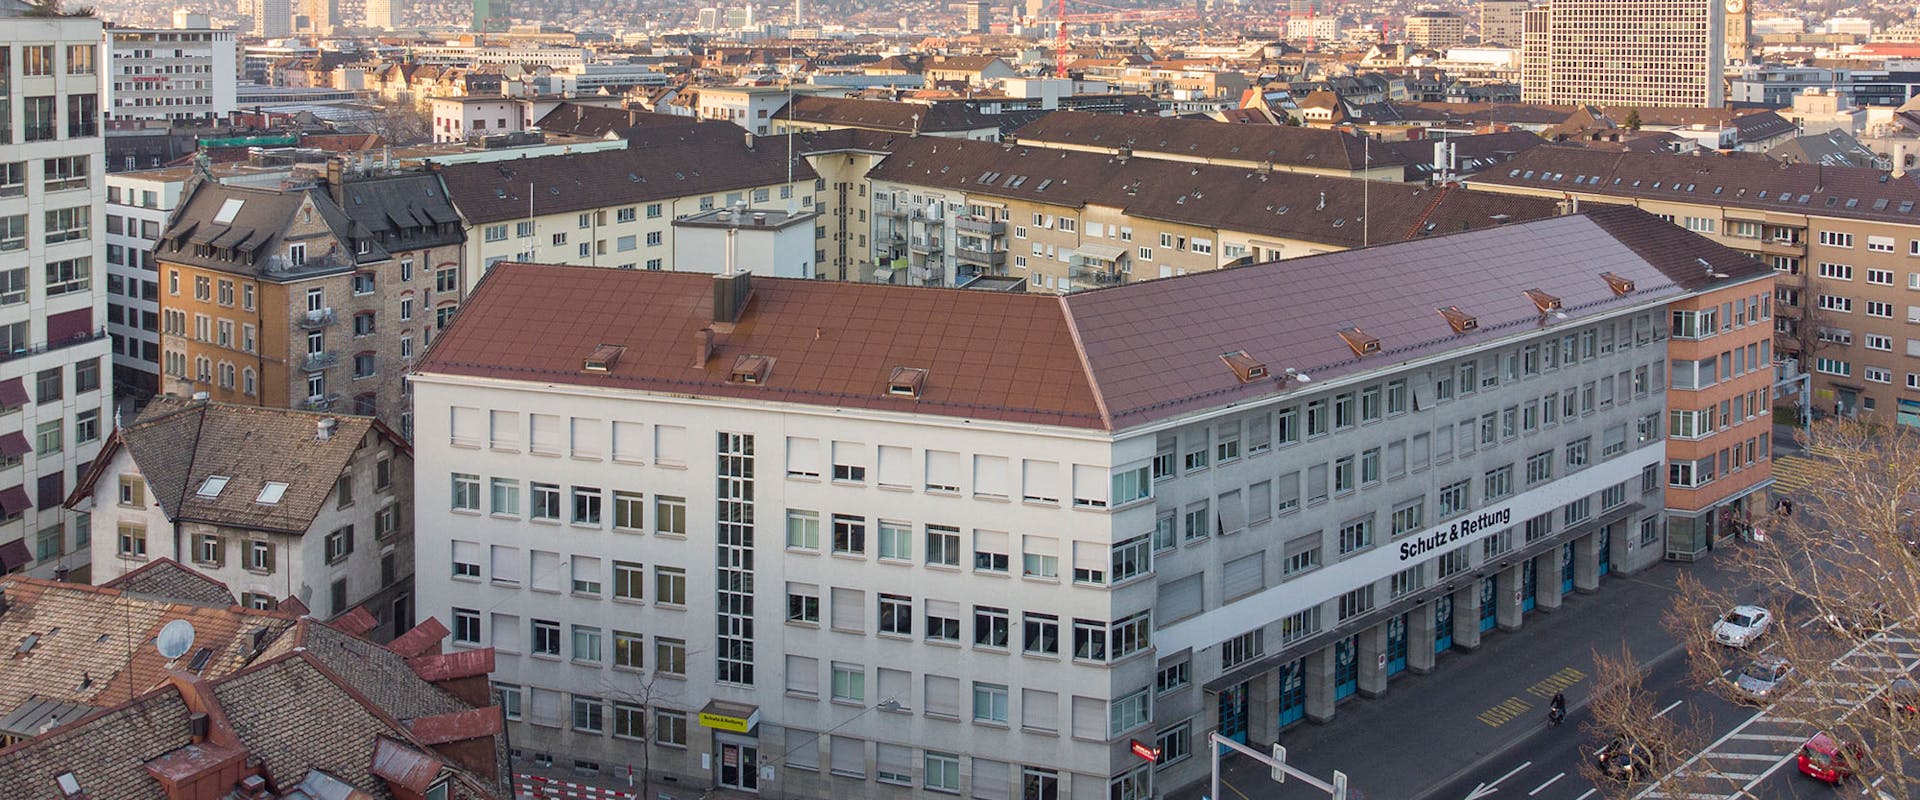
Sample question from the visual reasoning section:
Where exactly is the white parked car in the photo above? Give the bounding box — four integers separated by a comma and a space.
1713, 605, 1773, 648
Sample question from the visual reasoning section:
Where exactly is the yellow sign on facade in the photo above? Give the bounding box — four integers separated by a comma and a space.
698, 706, 760, 733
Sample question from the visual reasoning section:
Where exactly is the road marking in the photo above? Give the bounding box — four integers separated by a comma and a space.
1527, 773, 1564, 796
1463, 761, 1531, 800
1729, 733, 1808, 742
1575, 790, 1595, 800
1655, 700, 1683, 718
1710, 752, 1786, 761
1476, 696, 1534, 728
1524, 667, 1588, 699
1219, 774, 1252, 800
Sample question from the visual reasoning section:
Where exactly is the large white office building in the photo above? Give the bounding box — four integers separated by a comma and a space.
0, 2, 113, 581
412, 207, 1767, 798
102, 20, 238, 123
1521, 0, 1725, 108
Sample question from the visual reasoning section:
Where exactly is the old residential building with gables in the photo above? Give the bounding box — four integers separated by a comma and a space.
154, 163, 465, 437
70, 397, 415, 634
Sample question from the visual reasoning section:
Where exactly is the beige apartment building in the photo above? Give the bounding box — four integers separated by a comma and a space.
1013, 112, 1412, 181
867, 137, 1561, 291
1520, 0, 1725, 108
1472, 146, 1920, 424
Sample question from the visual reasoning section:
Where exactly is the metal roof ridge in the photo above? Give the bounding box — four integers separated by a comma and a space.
1055, 294, 1113, 432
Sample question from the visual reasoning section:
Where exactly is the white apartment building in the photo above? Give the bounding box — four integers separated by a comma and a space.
240, 0, 294, 38
436, 127, 821, 287
0, 3, 113, 583
1521, 0, 1725, 108
103, 167, 184, 398
412, 207, 1766, 799
408, 44, 589, 69
365, 0, 403, 30
102, 23, 238, 123
74, 397, 417, 634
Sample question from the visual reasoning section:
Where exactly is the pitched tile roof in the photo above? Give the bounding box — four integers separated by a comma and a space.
1014, 110, 1412, 171
418, 206, 1765, 432
1472, 145, 1920, 224
437, 122, 820, 225
531, 103, 699, 139
866, 136, 1563, 249
99, 558, 238, 607
105, 397, 392, 535
775, 96, 1032, 134
0, 575, 295, 726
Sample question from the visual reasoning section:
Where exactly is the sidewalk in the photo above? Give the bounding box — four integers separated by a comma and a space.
1165, 552, 1752, 800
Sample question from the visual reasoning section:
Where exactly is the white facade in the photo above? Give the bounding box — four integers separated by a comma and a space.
695, 87, 801, 136
408, 45, 589, 69
672, 209, 819, 279
0, 12, 114, 581
413, 297, 1677, 798
103, 169, 184, 398
241, 0, 294, 38
103, 25, 238, 123
431, 96, 525, 142
365, 0, 404, 30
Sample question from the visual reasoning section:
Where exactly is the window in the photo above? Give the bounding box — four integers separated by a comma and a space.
324, 526, 353, 564
1485, 465, 1513, 499
925, 600, 961, 642
1023, 613, 1060, 655
118, 524, 147, 558
572, 487, 602, 525
973, 683, 1009, 723
975, 606, 1010, 648
655, 566, 686, 605
1110, 687, 1151, 736
925, 752, 961, 792
832, 663, 865, 702
1112, 535, 1150, 583
1525, 451, 1553, 485
655, 637, 687, 676
1157, 661, 1191, 695
1022, 535, 1057, 578
1282, 536, 1320, 575
1819, 231, 1854, 248
974, 530, 1009, 572
613, 561, 644, 601
832, 514, 866, 555
1338, 516, 1373, 554
530, 483, 561, 520
572, 626, 603, 663
926, 525, 961, 567
1338, 585, 1375, 620
655, 496, 686, 534
531, 620, 560, 656
787, 510, 820, 549
1566, 438, 1590, 470
879, 520, 912, 561
1819, 294, 1853, 313
1222, 629, 1264, 668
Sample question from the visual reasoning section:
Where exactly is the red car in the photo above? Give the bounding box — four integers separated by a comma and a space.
1797, 732, 1867, 784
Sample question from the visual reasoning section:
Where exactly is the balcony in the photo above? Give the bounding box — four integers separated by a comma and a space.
0, 327, 106, 366
910, 237, 943, 255
875, 204, 907, 218
302, 351, 338, 371
1758, 238, 1806, 258
297, 308, 336, 330
954, 245, 1005, 269
1069, 264, 1125, 286
956, 215, 1005, 235
301, 393, 340, 411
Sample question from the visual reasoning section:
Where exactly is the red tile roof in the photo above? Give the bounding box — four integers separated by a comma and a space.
387, 618, 450, 658
408, 648, 496, 682
419, 207, 1765, 432
405, 707, 504, 745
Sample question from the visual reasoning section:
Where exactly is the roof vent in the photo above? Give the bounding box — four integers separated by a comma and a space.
729, 354, 773, 385
1523, 289, 1562, 314
886, 367, 929, 397
315, 418, 337, 441
583, 344, 625, 373
1219, 350, 1269, 383
1437, 306, 1478, 334
1337, 326, 1381, 357
1600, 272, 1635, 296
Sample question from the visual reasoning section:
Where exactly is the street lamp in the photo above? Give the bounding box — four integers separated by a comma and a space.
1208, 732, 1347, 800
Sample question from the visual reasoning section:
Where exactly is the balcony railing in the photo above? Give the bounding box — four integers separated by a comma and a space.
954, 246, 1005, 269
302, 351, 338, 371
875, 204, 907, 217
910, 238, 943, 255
297, 308, 337, 330
0, 327, 106, 366
956, 215, 1005, 235
301, 393, 340, 411
1069, 264, 1125, 285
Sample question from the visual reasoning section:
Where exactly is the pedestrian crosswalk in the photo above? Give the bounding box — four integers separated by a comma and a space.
1770, 455, 1819, 493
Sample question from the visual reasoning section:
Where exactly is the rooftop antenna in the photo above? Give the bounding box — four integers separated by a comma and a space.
1699, 257, 1729, 279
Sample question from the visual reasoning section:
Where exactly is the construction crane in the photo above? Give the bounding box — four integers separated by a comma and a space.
1036, 0, 1198, 76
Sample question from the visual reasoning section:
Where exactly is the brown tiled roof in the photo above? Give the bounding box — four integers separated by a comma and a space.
407, 649, 494, 682
419, 265, 1107, 428
418, 207, 1764, 431
866, 137, 1562, 249
437, 123, 820, 225
110, 397, 388, 535
0, 576, 295, 725
1014, 110, 1410, 171
0, 683, 195, 799
775, 96, 1012, 134
405, 707, 503, 745
99, 558, 237, 607
531, 103, 698, 139
283, 621, 472, 723
1472, 145, 1920, 224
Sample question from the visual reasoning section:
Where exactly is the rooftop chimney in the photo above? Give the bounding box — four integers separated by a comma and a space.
189, 712, 211, 743
744, 131, 755, 150
316, 418, 337, 441
753, 212, 767, 226
713, 272, 753, 326
695, 328, 714, 367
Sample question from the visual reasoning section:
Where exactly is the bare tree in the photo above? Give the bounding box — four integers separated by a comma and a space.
1577, 643, 1717, 799
598, 661, 693, 796
362, 102, 433, 146
1665, 421, 1920, 797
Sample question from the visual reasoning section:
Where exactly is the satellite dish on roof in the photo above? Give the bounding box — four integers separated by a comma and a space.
156, 620, 196, 661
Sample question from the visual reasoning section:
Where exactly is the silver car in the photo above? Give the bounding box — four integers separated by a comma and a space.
1734, 656, 1792, 702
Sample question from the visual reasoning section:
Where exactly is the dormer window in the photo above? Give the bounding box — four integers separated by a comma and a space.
197, 475, 230, 498
1523, 289, 1562, 314
583, 344, 625, 374
356, 239, 370, 255
1219, 350, 1267, 383
1337, 326, 1381, 357
1437, 306, 1478, 334
887, 367, 928, 397
729, 355, 773, 385
257, 482, 289, 504
1601, 272, 1635, 296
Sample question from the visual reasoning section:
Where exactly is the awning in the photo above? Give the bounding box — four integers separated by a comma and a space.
1074, 243, 1128, 263
697, 699, 760, 733
0, 379, 27, 408
0, 433, 26, 460
0, 485, 30, 517
0, 537, 28, 573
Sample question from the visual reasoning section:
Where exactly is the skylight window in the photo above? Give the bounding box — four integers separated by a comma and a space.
213, 199, 244, 225
257, 482, 289, 505
197, 476, 230, 498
